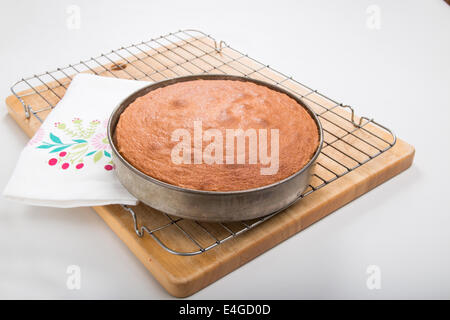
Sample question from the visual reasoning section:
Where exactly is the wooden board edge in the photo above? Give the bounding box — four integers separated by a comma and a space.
95, 140, 414, 297
5, 96, 35, 138
168, 140, 415, 297
92, 205, 185, 295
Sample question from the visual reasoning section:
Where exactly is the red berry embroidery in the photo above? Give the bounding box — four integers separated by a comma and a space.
38, 119, 113, 171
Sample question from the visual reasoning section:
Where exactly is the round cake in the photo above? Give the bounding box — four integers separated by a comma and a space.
114, 79, 319, 191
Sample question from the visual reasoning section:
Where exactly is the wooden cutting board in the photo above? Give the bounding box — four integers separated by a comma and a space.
4, 34, 415, 297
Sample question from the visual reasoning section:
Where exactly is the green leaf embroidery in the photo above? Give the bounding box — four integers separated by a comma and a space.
50, 145, 71, 153
93, 150, 103, 163
37, 144, 54, 149
72, 143, 88, 150
38, 119, 113, 169
50, 133, 62, 144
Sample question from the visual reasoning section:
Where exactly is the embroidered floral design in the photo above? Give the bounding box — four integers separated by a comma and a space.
91, 132, 111, 151
54, 118, 101, 139
37, 118, 114, 171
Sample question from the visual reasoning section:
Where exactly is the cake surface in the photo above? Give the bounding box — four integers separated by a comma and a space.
114, 79, 319, 191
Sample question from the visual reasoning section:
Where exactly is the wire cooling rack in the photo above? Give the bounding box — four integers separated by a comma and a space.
10, 29, 396, 256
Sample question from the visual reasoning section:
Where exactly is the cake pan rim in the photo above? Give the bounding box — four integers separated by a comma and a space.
107, 74, 324, 195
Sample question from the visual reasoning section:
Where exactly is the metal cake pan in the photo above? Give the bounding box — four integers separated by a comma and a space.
107, 74, 323, 222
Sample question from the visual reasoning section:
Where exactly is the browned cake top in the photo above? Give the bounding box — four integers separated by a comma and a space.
115, 79, 319, 191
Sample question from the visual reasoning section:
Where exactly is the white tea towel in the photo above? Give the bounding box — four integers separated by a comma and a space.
3, 73, 151, 207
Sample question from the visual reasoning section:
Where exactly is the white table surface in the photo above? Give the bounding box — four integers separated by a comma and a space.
1, 0, 449, 299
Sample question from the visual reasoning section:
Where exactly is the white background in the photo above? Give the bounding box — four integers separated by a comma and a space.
0, 0, 449, 299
